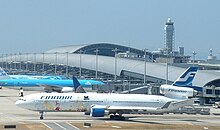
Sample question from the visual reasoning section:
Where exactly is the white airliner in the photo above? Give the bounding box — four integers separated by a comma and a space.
15, 72, 195, 120
15, 92, 194, 120
121, 67, 200, 99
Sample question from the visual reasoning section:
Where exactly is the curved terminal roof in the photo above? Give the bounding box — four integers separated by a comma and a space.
46, 44, 88, 54
45, 43, 153, 57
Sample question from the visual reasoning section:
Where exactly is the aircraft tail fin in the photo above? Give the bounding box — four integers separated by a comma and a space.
0, 67, 10, 80
73, 76, 86, 93
172, 67, 198, 87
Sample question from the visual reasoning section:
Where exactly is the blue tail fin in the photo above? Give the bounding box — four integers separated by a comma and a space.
72, 76, 86, 93
172, 67, 198, 87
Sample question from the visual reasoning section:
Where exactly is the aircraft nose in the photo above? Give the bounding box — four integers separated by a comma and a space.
15, 99, 26, 108
15, 99, 34, 110
15, 100, 22, 106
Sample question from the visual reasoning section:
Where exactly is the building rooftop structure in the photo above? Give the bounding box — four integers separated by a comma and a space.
1, 43, 220, 87
46, 43, 153, 58
1, 43, 220, 104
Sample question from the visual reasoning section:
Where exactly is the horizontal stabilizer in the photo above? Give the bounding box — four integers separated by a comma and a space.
161, 99, 195, 112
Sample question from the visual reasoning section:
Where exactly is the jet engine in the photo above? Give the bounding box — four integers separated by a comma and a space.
90, 108, 105, 117
61, 87, 74, 93
160, 85, 197, 99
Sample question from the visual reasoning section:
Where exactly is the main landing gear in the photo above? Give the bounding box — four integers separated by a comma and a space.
39, 111, 44, 120
110, 115, 125, 120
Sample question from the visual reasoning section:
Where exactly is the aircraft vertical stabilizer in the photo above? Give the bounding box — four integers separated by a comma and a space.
0, 67, 10, 80
172, 67, 198, 87
72, 76, 86, 93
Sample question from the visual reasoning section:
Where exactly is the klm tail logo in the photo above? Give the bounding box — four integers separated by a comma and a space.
172, 67, 198, 87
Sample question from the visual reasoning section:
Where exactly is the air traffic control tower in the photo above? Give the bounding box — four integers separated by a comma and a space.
164, 18, 175, 54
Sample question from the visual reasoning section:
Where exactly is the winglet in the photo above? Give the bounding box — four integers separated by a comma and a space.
73, 76, 86, 93
172, 67, 198, 87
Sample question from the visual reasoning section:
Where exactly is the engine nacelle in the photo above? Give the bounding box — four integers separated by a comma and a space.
90, 108, 105, 117
160, 85, 196, 99
61, 87, 74, 93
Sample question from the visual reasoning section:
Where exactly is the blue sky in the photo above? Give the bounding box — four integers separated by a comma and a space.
0, 0, 220, 59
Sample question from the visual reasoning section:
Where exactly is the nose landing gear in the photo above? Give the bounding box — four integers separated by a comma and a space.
39, 111, 44, 120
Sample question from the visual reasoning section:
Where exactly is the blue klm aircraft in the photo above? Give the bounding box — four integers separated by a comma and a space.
0, 68, 104, 92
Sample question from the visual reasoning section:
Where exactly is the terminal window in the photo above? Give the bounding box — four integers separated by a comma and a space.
206, 89, 212, 94
215, 90, 220, 95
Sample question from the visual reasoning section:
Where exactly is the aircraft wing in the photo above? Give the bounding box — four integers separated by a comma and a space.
38, 84, 64, 92
94, 99, 195, 114
164, 98, 196, 111
107, 106, 159, 111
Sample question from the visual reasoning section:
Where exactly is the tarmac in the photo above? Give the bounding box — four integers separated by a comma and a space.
1, 87, 220, 130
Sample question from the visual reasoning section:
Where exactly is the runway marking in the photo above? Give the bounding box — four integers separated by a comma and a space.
41, 122, 52, 130
57, 122, 80, 130
66, 122, 80, 130
18, 121, 26, 124
42, 122, 66, 130
112, 125, 122, 128
54, 122, 67, 130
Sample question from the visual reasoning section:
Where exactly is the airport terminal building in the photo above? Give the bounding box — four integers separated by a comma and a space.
1, 43, 220, 104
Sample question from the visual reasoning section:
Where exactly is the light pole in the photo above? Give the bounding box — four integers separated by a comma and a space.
55, 52, 58, 74
14, 53, 17, 70
34, 53, 36, 72
10, 53, 12, 71
1, 54, 3, 69
19, 53, 22, 70
94, 49, 99, 79
26, 53, 28, 71
192, 51, 197, 67
218, 51, 220, 70
143, 48, 148, 85
112, 48, 118, 81
42, 52, 45, 73
79, 50, 83, 78
165, 48, 169, 85
5, 54, 8, 70
66, 52, 69, 77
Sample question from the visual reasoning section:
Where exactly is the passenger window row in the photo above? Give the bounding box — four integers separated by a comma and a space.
40, 96, 72, 100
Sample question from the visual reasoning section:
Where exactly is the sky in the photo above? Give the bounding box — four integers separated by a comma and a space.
0, 0, 220, 59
